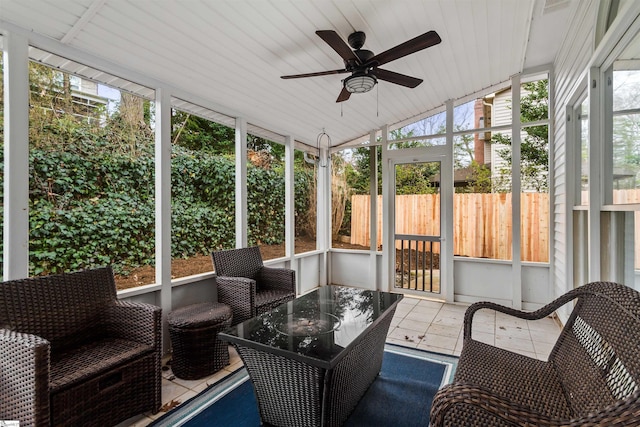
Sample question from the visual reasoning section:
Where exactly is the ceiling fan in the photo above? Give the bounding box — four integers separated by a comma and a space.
281, 29, 442, 102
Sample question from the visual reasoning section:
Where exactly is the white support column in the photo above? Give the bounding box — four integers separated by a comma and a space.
588, 67, 602, 281
381, 125, 391, 291
369, 131, 379, 290
284, 135, 297, 292
443, 100, 455, 303
511, 74, 523, 309
155, 87, 172, 350
318, 145, 330, 286
235, 118, 248, 248
3, 32, 30, 280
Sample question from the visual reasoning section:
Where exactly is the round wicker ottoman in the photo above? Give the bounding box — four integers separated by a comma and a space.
168, 302, 233, 380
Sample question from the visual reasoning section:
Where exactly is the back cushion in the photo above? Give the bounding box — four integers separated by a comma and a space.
0, 267, 116, 351
212, 247, 263, 280
552, 292, 640, 416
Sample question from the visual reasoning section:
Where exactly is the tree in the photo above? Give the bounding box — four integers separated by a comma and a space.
491, 79, 549, 192
172, 111, 235, 155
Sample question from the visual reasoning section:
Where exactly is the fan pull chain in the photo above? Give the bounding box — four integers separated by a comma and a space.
377, 84, 379, 117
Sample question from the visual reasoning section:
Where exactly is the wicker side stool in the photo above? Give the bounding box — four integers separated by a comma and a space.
168, 302, 233, 380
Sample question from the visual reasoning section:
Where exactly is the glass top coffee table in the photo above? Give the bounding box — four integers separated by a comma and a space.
219, 285, 403, 427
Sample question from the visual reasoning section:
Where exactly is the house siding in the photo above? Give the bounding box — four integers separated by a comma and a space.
552, 0, 598, 322
490, 89, 512, 186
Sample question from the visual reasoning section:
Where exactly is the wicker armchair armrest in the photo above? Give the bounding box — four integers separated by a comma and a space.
0, 329, 51, 426
431, 382, 562, 427
103, 301, 162, 348
260, 266, 295, 292
217, 276, 257, 324
463, 288, 581, 339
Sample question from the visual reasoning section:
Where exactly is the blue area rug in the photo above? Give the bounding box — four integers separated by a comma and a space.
151, 344, 457, 427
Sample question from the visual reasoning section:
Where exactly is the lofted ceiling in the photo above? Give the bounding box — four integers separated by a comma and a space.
0, 0, 576, 150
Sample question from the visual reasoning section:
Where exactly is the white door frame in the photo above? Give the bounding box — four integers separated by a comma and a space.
382, 145, 451, 299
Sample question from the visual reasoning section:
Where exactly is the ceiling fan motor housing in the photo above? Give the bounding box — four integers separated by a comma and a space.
347, 31, 366, 49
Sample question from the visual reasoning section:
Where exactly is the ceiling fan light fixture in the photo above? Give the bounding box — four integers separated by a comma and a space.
344, 72, 377, 93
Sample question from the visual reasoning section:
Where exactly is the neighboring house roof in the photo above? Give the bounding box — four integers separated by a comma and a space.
431, 164, 491, 187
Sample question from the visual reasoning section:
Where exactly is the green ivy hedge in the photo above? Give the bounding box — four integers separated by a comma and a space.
7, 144, 312, 276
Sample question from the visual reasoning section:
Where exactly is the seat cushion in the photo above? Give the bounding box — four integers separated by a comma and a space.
256, 289, 295, 313
455, 339, 572, 419
168, 302, 233, 329
50, 337, 153, 392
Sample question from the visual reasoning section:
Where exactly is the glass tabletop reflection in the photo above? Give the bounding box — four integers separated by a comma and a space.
220, 285, 403, 368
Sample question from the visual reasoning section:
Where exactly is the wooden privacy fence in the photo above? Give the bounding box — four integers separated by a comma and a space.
350, 193, 550, 262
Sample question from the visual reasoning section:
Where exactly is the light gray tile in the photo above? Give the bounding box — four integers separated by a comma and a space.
416, 342, 455, 355
420, 333, 458, 350
393, 304, 413, 317
438, 303, 468, 314
171, 375, 207, 391
409, 303, 443, 316
471, 321, 495, 334
471, 309, 496, 323
398, 297, 421, 307
529, 327, 560, 345
386, 336, 419, 348
526, 316, 561, 332
388, 326, 424, 344
415, 299, 445, 310
431, 312, 464, 327
495, 325, 531, 340
495, 313, 529, 329
397, 317, 430, 333
405, 308, 439, 323
427, 323, 462, 338
470, 331, 494, 346
161, 378, 190, 404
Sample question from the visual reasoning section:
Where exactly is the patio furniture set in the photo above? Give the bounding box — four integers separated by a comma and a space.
167, 246, 296, 380
1, 246, 639, 426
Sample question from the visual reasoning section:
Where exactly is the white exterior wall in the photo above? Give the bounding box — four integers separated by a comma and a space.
552, 0, 598, 322
490, 89, 512, 186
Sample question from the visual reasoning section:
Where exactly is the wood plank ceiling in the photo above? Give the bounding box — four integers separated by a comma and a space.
0, 0, 575, 149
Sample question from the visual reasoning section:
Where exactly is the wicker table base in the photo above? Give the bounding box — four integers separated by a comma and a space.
220, 286, 402, 427
235, 310, 395, 427
168, 302, 232, 380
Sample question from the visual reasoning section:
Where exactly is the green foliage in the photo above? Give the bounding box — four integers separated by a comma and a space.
455, 161, 493, 194
491, 79, 549, 192
394, 163, 439, 195
1, 63, 316, 277
10, 111, 313, 277
172, 111, 235, 154
22, 136, 310, 276
346, 147, 381, 195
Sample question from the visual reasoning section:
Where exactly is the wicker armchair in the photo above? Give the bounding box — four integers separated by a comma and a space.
0, 267, 162, 427
211, 246, 296, 325
430, 281, 640, 427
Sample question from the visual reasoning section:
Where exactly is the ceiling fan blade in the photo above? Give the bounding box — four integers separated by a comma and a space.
374, 68, 423, 88
366, 30, 441, 67
281, 69, 348, 79
336, 87, 351, 103
316, 30, 361, 64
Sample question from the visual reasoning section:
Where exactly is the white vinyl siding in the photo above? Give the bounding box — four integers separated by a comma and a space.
552, 0, 598, 322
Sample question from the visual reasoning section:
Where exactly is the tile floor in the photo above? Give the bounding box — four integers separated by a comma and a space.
122, 295, 563, 426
